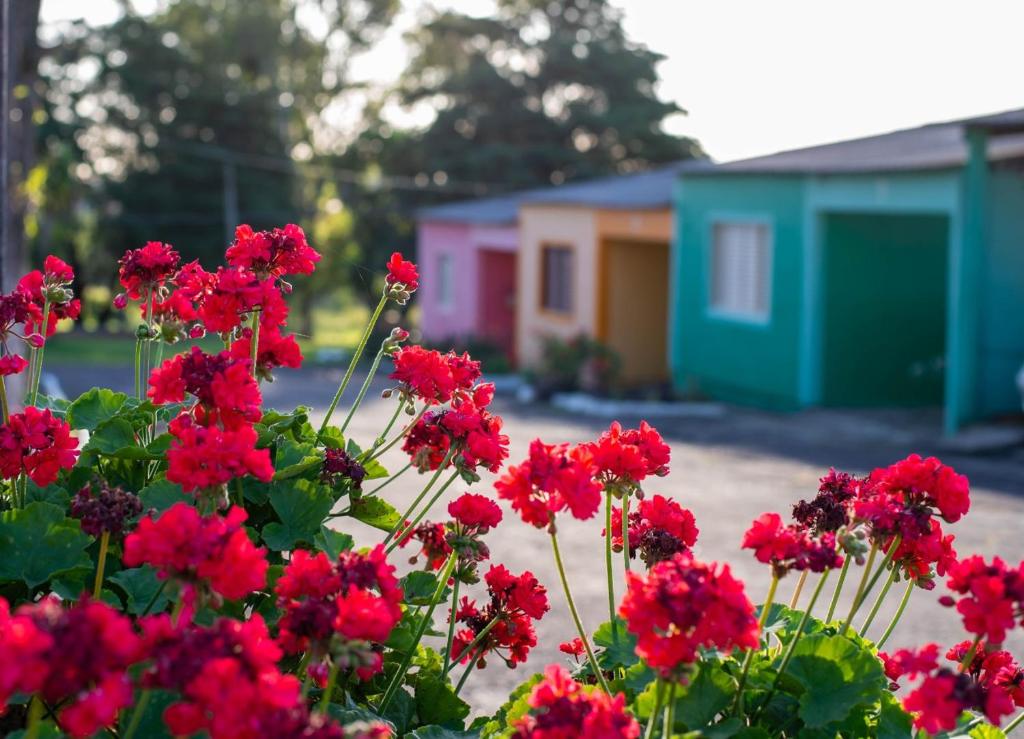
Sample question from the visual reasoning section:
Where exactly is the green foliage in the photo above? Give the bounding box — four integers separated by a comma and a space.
350, 495, 402, 532
110, 566, 171, 615
66, 387, 129, 431
262, 479, 335, 551
0, 502, 93, 588
593, 617, 639, 670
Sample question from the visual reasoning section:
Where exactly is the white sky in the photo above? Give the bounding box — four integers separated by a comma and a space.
40, 0, 1024, 162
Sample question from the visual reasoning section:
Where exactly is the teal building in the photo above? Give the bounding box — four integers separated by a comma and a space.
672, 109, 1024, 433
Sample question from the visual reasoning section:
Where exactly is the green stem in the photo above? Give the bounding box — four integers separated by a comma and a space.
93, 531, 110, 598
876, 579, 915, 648
24, 695, 43, 739
28, 299, 51, 407
856, 536, 902, 611
339, 347, 386, 434
825, 554, 851, 623
122, 689, 151, 739
134, 337, 143, 400
1004, 711, 1024, 733
0, 375, 8, 423
368, 396, 408, 453
444, 616, 500, 676
859, 567, 897, 637
605, 489, 618, 634
379, 553, 458, 713
549, 527, 611, 694
298, 652, 313, 699
622, 493, 632, 572
318, 659, 341, 713
839, 543, 878, 635
385, 471, 460, 555
732, 574, 780, 715
318, 294, 387, 441
249, 309, 260, 378
364, 403, 428, 463
382, 449, 456, 546
789, 570, 808, 610
959, 635, 982, 672
663, 680, 677, 738
363, 462, 412, 498
644, 678, 665, 739
442, 577, 461, 675
454, 646, 482, 695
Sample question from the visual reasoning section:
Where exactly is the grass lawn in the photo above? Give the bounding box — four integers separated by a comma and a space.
44, 303, 372, 366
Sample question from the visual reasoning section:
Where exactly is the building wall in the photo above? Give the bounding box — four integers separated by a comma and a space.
417, 220, 518, 343
516, 205, 598, 366
979, 167, 1024, 416
673, 175, 806, 408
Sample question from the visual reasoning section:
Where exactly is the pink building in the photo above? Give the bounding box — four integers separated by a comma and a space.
416, 194, 522, 363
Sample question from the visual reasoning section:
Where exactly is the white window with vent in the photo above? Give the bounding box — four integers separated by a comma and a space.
709, 222, 772, 322
437, 253, 454, 311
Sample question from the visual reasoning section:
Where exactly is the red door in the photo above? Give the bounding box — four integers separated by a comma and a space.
478, 249, 517, 365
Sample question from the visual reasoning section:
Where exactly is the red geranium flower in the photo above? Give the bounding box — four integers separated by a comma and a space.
229, 324, 303, 379
0, 406, 80, 486
942, 555, 1024, 643
398, 520, 453, 571
165, 415, 273, 494
511, 664, 640, 739
607, 494, 699, 567
385, 252, 419, 292
587, 420, 670, 487
495, 439, 602, 527
449, 492, 502, 530
225, 223, 320, 278
390, 346, 457, 404
620, 552, 759, 676
17, 256, 80, 337
124, 503, 269, 603
118, 241, 181, 299
870, 453, 970, 523
149, 347, 262, 430
742, 512, 844, 577
70, 480, 143, 538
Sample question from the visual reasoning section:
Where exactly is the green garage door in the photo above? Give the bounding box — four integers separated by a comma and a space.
822, 212, 949, 407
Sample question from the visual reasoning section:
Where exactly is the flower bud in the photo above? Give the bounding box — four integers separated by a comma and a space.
189, 325, 206, 339
25, 333, 45, 348
135, 324, 151, 339
113, 293, 128, 310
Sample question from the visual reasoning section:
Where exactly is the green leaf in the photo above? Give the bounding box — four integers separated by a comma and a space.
25, 482, 70, 508
67, 388, 128, 431
0, 503, 93, 588
380, 687, 416, 735
263, 479, 334, 550
674, 661, 734, 730
110, 566, 170, 615
273, 438, 324, 480
593, 618, 639, 669
786, 633, 886, 728
350, 496, 401, 532
314, 526, 354, 558
875, 692, 913, 739
5, 720, 65, 738
139, 479, 191, 513
477, 673, 543, 739
83, 417, 150, 457
409, 726, 478, 738
969, 724, 1007, 738
120, 689, 177, 739
402, 571, 445, 606
415, 673, 471, 727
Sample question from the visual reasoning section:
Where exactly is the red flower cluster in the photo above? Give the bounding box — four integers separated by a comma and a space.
587, 420, 671, 488
230, 324, 303, 379
496, 439, 603, 527
118, 241, 181, 299
385, 252, 419, 300
881, 642, 1024, 733
70, 480, 143, 538
141, 613, 350, 739
608, 494, 699, 567
942, 556, 1024, 643
449, 492, 502, 530
165, 417, 275, 493
791, 468, 859, 534
451, 564, 549, 668
18, 255, 81, 338
511, 664, 640, 739
225, 224, 320, 278
742, 512, 844, 577
400, 493, 502, 577
1, 597, 144, 737
890, 517, 958, 588
0, 406, 80, 486
196, 265, 289, 334
620, 552, 759, 676
399, 521, 452, 571
321, 447, 367, 490
389, 346, 479, 405
0, 289, 36, 375
274, 546, 402, 680
124, 503, 268, 604
870, 453, 970, 523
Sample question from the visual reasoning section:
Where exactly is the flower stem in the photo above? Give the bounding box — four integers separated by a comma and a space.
876, 579, 915, 648
663, 680, 677, 737
789, 570, 808, 610
549, 527, 612, 694
93, 531, 110, 598
122, 689, 151, 739
386, 471, 459, 555
28, 299, 51, 407
24, 695, 43, 739
134, 337, 143, 400
379, 553, 458, 713
297, 652, 312, 699
1005, 711, 1024, 733
825, 555, 851, 623
605, 489, 618, 635
0, 376, 9, 423
959, 635, 982, 672
363, 462, 412, 498
442, 577, 461, 675
318, 659, 341, 713
383, 449, 456, 547
444, 615, 500, 676
339, 346, 386, 435
732, 574, 779, 715
859, 567, 897, 637
856, 536, 902, 611
621, 493, 631, 573
364, 403, 428, 463
248, 309, 260, 378
644, 678, 665, 739
318, 294, 387, 441
839, 543, 878, 635
454, 645, 482, 695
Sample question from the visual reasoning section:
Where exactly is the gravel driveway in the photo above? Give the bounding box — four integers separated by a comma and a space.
54, 364, 1024, 717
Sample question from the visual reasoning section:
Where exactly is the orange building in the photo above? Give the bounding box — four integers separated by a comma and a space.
516, 164, 687, 383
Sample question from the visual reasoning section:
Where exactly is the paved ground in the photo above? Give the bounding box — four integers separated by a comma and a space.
53, 364, 1024, 716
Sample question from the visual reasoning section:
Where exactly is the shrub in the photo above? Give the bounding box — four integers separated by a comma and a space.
0, 230, 1019, 738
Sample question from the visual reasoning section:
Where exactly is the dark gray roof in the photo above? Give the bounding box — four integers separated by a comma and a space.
688, 108, 1024, 176
417, 192, 526, 225
519, 161, 699, 209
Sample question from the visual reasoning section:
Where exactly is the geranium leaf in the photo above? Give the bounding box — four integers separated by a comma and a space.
0, 502, 92, 588
380, 687, 416, 734
350, 496, 401, 532
674, 661, 734, 730
408, 727, 478, 739
139, 479, 191, 513
263, 479, 334, 550
401, 571, 449, 606
66, 388, 128, 431
415, 673, 471, 727
110, 566, 170, 616
25, 482, 70, 508
314, 526, 354, 558
593, 618, 638, 669
786, 633, 886, 728
273, 438, 323, 480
